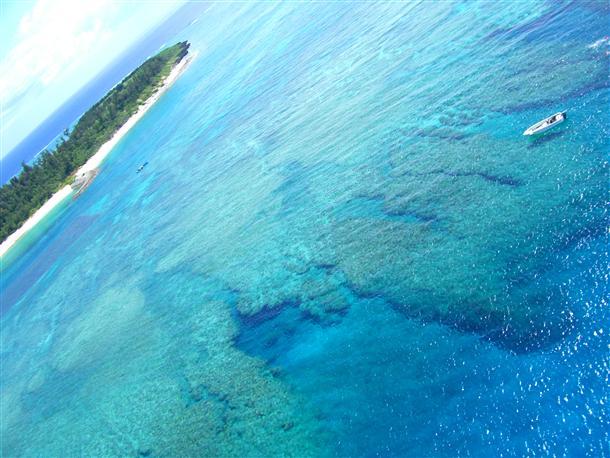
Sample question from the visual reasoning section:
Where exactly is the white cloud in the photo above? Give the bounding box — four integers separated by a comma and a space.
0, 0, 184, 155
0, 0, 114, 104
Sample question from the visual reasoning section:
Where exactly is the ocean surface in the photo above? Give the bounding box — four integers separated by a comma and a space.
1, 1, 608, 456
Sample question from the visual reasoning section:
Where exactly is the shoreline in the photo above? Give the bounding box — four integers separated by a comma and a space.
0, 51, 196, 260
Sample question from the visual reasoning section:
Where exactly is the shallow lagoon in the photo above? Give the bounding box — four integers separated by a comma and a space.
1, 2, 608, 456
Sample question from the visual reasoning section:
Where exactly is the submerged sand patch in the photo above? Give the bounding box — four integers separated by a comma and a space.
53, 286, 147, 371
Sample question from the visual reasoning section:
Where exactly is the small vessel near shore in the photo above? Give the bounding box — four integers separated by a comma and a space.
523, 111, 567, 136
137, 161, 149, 173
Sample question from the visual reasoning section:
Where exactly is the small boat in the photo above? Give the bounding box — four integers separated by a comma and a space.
136, 161, 149, 173
523, 111, 567, 136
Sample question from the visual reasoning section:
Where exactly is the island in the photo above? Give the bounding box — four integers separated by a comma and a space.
0, 41, 191, 252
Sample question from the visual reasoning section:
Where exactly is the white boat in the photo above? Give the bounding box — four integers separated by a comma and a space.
523, 111, 567, 136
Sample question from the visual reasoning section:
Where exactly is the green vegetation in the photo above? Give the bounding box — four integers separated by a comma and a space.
0, 41, 190, 243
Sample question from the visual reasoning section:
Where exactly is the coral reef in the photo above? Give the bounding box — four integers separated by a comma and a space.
1, 278, 327, 456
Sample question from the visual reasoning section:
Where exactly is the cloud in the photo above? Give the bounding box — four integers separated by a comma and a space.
0, 0, 183, 156
0, 0, 114, 107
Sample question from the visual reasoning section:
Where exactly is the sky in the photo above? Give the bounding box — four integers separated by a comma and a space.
0, 0, 184, 159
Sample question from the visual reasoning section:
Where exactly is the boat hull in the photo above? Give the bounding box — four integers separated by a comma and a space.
523, 111, 566, 136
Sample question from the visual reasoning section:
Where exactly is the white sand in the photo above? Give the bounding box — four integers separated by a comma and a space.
0, 52, 196, 259
0, 186, 73, 258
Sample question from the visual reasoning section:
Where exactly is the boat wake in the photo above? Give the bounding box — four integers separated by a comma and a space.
587, 36, 609, 49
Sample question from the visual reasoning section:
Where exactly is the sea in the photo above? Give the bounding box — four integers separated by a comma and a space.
1, 1, 608, 456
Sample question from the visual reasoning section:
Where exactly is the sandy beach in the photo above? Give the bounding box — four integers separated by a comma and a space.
0, 52, 195, 259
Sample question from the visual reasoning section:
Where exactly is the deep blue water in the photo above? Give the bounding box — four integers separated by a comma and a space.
1, 1, 608, 456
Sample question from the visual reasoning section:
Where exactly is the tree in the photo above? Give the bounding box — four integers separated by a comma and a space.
0, 41, 190, 243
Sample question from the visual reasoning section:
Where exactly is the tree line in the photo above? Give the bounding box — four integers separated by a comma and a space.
0, 41, 190, 243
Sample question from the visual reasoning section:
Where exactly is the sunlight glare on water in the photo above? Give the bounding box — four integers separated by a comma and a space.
1, 1, 608, 456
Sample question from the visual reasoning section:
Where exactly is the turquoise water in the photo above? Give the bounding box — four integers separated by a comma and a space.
1, 1, 608, 456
